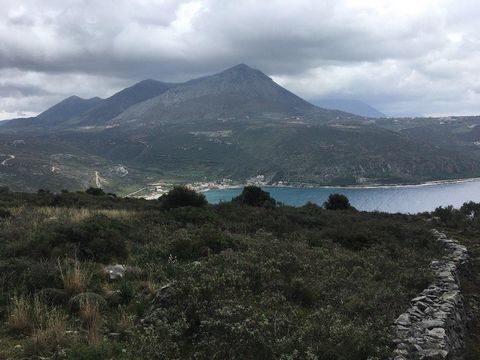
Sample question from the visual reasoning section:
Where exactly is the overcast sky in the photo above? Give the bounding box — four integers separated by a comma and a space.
1, 0, 480, 119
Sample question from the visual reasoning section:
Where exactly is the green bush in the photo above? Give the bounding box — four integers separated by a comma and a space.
0, 208, 11, 219
167, 226, 239, 261
65, 342, 124, 360
85, 187, 106, 196
159, 186, 207, 210
34, 215, 130, 262
323, 193, 354, 210
232, 186, 277, 207
38, 288, 68, 306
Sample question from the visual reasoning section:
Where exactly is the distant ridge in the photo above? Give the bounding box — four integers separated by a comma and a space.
312, 98, 385, 118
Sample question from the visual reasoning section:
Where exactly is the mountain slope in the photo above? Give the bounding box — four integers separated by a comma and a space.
79, 79, 177, 124
36, 96, 103, 124
112, 64, 337, 127
312, 99, 386, 118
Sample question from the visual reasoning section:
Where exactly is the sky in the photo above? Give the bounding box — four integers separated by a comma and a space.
1, 0, 480, 119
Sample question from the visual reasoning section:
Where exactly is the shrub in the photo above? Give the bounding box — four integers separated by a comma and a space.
232, 186, 277, 207
159, 186, 207, 210
0, 208, 11, 219
323, 193, 354, 210
38, 288, 69, 306
86, 187, 106, 196
66, 343, 119, 360
461, 201, 480, 219
24, 260, 62, 292
45, 215, 130, 262
118, 281, 135, 305
432, 205, 464, 227
167, 227, 238, 261
320, 227, 375, 250
286, 278, 316, 307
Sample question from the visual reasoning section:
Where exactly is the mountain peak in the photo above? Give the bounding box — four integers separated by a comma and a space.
227, 63, 254, 71
209, 64, 274, 87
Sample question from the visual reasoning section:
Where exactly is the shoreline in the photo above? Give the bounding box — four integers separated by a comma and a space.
200, 176, 480, 192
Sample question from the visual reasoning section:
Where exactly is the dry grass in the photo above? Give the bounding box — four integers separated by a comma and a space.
79, 301, 103, 344
26, 310, 70, 356
140, 280, 159, 297
116, 308, 134, 335
4, 207, 135, 234
58, 258, 93, 297
7, 295, 47, 334
37, 207, 135, 223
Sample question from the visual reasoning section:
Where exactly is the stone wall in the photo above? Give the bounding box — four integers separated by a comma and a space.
392, 230, 470, 360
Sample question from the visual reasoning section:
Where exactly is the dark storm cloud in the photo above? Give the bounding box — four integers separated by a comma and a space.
1, 0, 480, 119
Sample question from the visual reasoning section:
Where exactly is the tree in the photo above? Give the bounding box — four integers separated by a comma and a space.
323, 193, 353, 210
85, 187, 105, 196
232, 186, 277, 208
159, 186, 207, 210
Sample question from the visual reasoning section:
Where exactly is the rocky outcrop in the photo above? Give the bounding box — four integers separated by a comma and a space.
392, 230, 469, 360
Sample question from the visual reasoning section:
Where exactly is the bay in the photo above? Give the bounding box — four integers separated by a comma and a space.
203, 179, 480, 213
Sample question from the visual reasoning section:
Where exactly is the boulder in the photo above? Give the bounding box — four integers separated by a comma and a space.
105, 264, 126, 280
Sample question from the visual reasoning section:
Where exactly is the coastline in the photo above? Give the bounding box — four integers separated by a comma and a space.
200, 176, 480, 192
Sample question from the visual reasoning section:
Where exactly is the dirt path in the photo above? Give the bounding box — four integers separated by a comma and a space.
1, 154, 15, 166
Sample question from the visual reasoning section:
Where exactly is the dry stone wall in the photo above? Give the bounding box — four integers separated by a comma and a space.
392, 230, 469, 360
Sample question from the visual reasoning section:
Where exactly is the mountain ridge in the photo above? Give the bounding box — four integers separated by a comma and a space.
1, 63, 480, 193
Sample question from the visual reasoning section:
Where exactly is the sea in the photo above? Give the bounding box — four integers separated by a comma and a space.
203, 179, 480, 213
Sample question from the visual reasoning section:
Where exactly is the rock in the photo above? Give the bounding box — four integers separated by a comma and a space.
105, 264, 126, 280
420, 349, 448, 359
427, 327, 446, 339
419, 320, 444, 329
68, 292, 107, 311
395, 313, 411, 326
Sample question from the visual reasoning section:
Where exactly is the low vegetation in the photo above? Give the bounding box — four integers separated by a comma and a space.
0, 187, 448, 359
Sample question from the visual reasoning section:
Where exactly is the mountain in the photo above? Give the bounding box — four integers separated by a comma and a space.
1, 63, 480, 193
111, 64, 335, 127
1, 79, 178, 132
312, 99, 386, 118
1, 96, 102, 130
37, 96, 102, 124
79, 79, 177, 125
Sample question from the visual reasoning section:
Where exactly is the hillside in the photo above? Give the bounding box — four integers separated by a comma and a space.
1, 64, 480, 193
0, 187, 445, 359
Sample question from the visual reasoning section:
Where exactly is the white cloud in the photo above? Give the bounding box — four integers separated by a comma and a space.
0, 0, 480, 118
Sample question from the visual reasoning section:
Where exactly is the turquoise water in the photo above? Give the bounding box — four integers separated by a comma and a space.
204, 180, 480, 213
